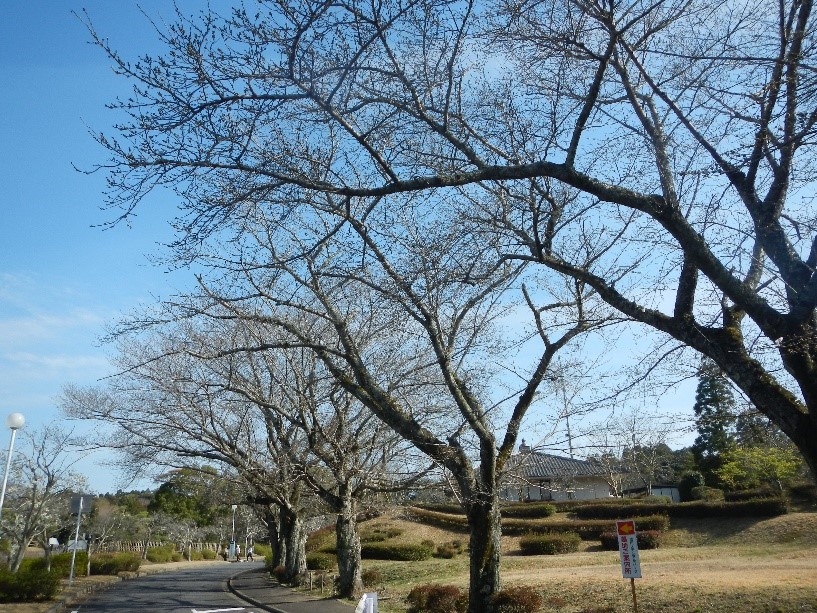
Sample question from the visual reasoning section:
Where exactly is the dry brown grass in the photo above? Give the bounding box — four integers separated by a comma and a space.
361, 509, 817, 612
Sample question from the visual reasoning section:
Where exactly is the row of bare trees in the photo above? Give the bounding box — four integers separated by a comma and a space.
64, 199, 608, 598
76, 0, 817, 610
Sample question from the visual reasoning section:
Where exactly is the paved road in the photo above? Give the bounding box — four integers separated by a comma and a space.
70, 564, 353, 613
72, 564, 265, 613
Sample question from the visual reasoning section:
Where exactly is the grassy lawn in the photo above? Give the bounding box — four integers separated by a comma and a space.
335, 508, 817, 613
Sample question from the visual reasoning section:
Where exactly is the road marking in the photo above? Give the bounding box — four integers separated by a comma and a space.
191, 609, 246, 613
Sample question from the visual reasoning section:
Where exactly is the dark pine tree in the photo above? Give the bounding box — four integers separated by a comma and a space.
691, 359, 736, 484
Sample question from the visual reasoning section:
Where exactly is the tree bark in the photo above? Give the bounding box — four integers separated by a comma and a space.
334, 497, 363, 599
264, 507, 281, 568
279, 509, 307, 580
465, 493, 502, 613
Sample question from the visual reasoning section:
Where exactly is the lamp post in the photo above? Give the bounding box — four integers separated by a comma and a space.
231, 504, 238, 561
0, 412, 25, 519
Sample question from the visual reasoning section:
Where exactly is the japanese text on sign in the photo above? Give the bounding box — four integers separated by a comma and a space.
616, 520, 642, 579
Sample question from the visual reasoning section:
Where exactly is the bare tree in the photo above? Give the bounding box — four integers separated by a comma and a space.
141, 189, 609, 611
85, 0, 817, 494
1, 424, 86, 573
61, 340, 316, 578
214, 339, 428, 598
587, 411, 681, 495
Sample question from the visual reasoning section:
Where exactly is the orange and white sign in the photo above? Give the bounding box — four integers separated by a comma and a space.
616, 520, 642, 579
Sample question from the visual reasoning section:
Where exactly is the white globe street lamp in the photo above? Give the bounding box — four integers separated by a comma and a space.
0, 412, 25, 519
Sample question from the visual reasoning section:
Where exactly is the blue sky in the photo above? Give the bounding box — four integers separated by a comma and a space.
0, 2, 699, 494
0, 1, 199, 492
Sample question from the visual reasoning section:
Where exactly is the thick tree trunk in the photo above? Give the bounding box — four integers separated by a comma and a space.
264, 508, 281, 568
275, 511, 288, 570
280, 511, 307, 580
465, 493, 502, 613
335, 497, 363, 599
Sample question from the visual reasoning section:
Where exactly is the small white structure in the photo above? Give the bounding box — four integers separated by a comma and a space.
647, 485, 680, 503
65, 540, 87, 551
355, 592, 378, 613
501, 442, 612, 501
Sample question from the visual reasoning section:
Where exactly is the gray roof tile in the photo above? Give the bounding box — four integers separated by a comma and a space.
509, 452, 607, 479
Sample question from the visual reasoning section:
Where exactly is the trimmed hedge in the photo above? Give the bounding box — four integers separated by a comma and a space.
406, 507, 469, 531
573, 497, 786, 520
306, 552, 336, 570
412, 502, 556, 519
408, 506, 669, 539
724, 488, 781, 502
599, 530, 662, 551
361, 541, 435, 561
691, 486, 724, 501
500, 503, 556, 518
0, 567, 61, 602
146, 544, 177, 563
411, 502, 464, 515
519, 532, 581, 555
89, 552, 141, 575
511, 515, 669, 539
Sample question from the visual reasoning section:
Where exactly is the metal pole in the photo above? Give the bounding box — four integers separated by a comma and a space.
0, 428, 19, 519
69, 497, 84, 585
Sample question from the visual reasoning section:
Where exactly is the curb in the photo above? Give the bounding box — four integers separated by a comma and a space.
227, 569, 284, 613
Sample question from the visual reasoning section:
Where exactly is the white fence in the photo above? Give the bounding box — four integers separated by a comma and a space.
99, 541, 222, 553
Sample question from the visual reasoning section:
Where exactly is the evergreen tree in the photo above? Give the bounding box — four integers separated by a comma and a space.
691, 359, 736, 482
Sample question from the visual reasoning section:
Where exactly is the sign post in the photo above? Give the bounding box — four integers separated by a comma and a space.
68, 496, 85, 585
616, 520, 641, 613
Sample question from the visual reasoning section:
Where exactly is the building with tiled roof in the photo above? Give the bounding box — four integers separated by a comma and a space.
501, 440, 613, 502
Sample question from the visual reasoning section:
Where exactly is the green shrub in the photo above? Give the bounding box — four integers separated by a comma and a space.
506, 515, 669, 540
28, 552, 87, 578
406, 584, 467, 613
671, 497, 787, 518
599, 530, 662, 551
434, 540, 465, 559
201, 548, 217, 560
406, 507, 469, 531
361, 532, 388, 543
574, 497, 786, 520
362, 568, 383, 588
361, 526, 404, 543
171, 552, 184, 562
725, 487, 780, 501
787, 482, 817, 501
573, 504, 669, 519
361, 541, 435, 561
519, 532, 581, 555
253, 543, 272, 558
679, 471, 706, 501
146, 544, 177, 563
500, 503, 557, 518
90, 552, 141, 575
0, 566, 61, 602
306, 552, 337, 570
490, 586, 543, 613
411, 503, 464, 515
691, 486, 725, 501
